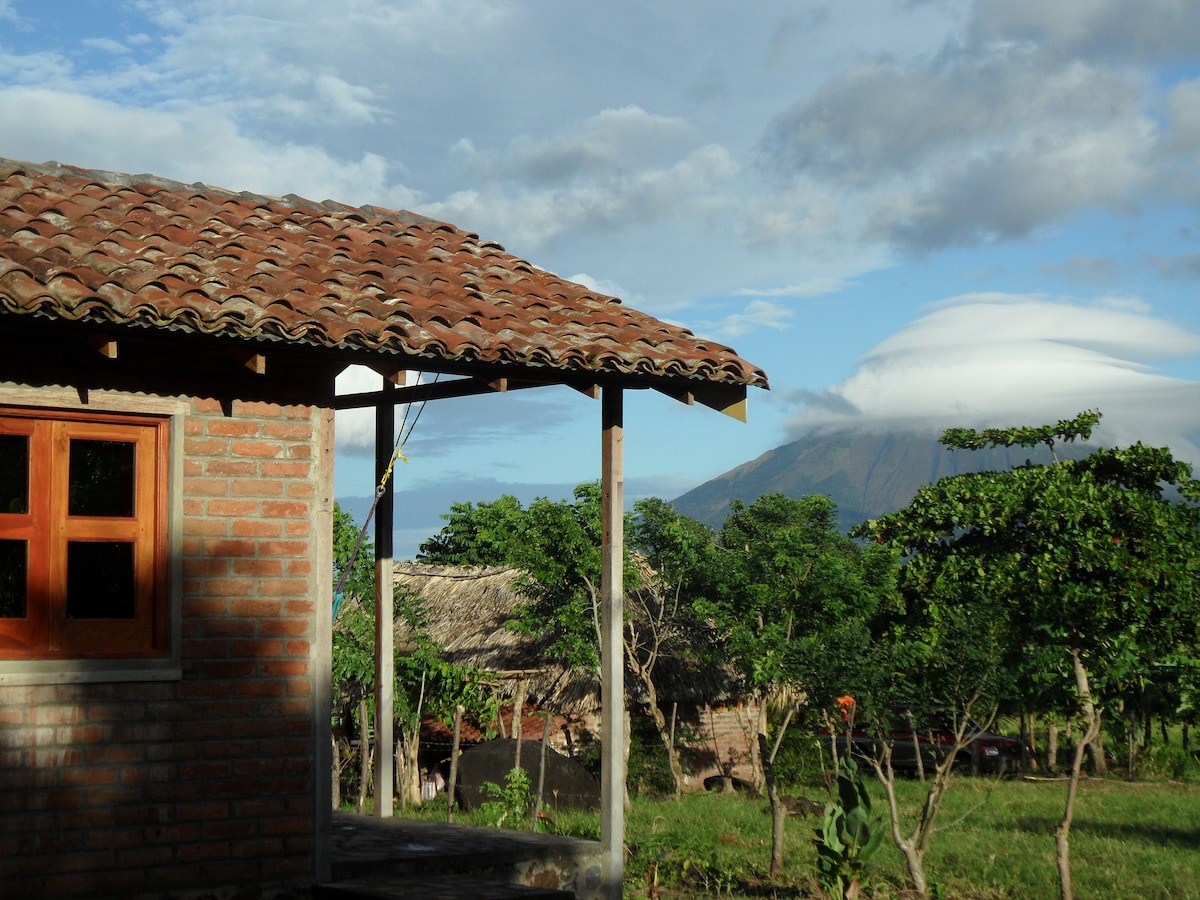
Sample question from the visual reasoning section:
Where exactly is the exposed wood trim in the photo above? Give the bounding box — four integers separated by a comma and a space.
364, 361, 408, 385
313, 405, 335, 882
599, 387, 625, 899
656, 387, 695, 407
243, 353, 267, 375
571, 382, 601, 400
687, 384, 748, 422
84, 334, 118, 358
332, 375, 570, 409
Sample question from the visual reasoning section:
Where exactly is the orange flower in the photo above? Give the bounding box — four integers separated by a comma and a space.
837, 695, 856, 722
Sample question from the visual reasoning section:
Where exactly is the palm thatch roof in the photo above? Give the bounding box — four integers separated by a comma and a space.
393, 562, 740, 714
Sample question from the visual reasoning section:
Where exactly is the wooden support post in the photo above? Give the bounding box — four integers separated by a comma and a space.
374, 380, 395, 817
600, 387, 625, 899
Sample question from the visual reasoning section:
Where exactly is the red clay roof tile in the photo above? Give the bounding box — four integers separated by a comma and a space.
0, 159, 767, 389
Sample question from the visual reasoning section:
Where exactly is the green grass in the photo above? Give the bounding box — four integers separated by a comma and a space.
372, 774, 1200, 898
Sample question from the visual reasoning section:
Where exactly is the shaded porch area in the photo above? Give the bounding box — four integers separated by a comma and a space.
316, 812, 605, 900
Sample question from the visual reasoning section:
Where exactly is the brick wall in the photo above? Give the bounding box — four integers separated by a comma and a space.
0, 396, 326, 898
678, 702, 763, 785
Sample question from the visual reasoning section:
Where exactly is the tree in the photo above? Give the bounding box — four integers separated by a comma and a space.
697, 493, 898, 879
854, 411, 1200, 900
332, 504, 495, 810
416, 494, 527, 567
628, 497, 723, 798
420, 486, 714, 799
705, 494, 898, 738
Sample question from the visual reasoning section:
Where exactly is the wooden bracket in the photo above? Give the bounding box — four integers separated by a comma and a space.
84, 335, 118, 359
570, 383, 601, 400
243, 353, 266, 375
365, 362, 410, 386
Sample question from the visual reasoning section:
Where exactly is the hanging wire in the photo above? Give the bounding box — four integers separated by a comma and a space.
333, 372, 440, 618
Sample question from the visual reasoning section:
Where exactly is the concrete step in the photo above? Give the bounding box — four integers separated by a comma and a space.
316, 873, 574, 899
326, 812, 603, 899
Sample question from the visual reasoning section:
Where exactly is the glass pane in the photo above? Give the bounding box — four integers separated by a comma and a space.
69, 439, 136, 517
0, 434, 28, 514
66, 541, 135, 619
0, 539, 27, 617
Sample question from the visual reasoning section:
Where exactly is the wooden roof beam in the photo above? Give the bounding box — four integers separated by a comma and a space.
332, 374, 568, 409
657, 383, 747, 421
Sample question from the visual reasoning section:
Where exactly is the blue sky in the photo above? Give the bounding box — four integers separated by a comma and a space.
3, 1, 1199, 556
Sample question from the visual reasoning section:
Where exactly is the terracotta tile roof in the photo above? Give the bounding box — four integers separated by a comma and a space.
0, 159, 767, 390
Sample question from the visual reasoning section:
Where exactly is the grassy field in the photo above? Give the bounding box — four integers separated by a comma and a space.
411, 774, 1200, 898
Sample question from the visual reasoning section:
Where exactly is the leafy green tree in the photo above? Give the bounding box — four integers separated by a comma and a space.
421, 484, 611, 669
627, 497, 723, 798
333, 505, 496, 810
420, 486, 719, 799
696, 493, 898, 878
416, 494, 527, 567
705, 493, 898, 734
854, 411, 1200, 900
333, 501, 376, 613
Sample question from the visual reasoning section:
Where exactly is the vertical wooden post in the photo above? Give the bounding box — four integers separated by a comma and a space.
600, 387, 625, 898
314, 406, 335, 881
374, 380, 395, 817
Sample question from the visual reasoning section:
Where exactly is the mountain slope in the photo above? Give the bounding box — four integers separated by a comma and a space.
673, 429, 1094, 532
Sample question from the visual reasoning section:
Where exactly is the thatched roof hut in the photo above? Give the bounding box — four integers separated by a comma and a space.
393, 562, 740, 715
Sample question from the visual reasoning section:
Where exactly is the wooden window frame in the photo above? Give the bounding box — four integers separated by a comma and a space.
0, 406, 169, 660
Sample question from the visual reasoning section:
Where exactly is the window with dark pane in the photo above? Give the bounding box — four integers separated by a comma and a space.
0, 539, 26, 618
0, 433, 28, 514
69, 439, 135, 517
66, 541, 135, 619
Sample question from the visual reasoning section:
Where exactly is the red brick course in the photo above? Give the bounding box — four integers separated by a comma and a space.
0, 395, 322, 899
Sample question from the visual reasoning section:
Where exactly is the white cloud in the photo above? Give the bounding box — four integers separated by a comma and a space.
503, 106, 702, 182
698, 300, 795, 340
970, 0, 1200, 64
762, 49, 1159, 252
789, 294, 1200, 463
423, 125, 739, 248
736, 277, 854, 299
81, 37, 130, 55
0, 86, 419, 207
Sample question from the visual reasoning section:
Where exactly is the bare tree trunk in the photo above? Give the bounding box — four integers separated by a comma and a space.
642, 677, 685, 799
1055, 649, 1102, 900
448, 705, 464, 823
752, 696, 768, 790
1126, 704, 1138, 782
1048, 717, 1060, 774
874, 748, 930, 898
910, 710, 926, 783
513, 678, 528, 771
357, 697, 371, 814
332, 735, 341, 809
396, 737, 406, 813
532, 711, 552, 830
1022, 711, 1037, 772
758, 733, 787, 880
1088, 707, 1107, 777
396, 729, 420, 816
1080, 683, 1106, 777
624, 707, 633, 812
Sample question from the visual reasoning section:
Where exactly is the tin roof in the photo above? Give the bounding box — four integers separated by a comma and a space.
0, 159, 767, 400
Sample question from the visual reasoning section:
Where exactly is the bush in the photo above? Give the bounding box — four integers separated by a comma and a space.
1140, 742, 1200, 780
771, 719, 827, 790
627, 714, 678, 797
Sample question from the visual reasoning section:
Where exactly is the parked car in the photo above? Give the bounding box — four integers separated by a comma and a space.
823, 709, 1025, 776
